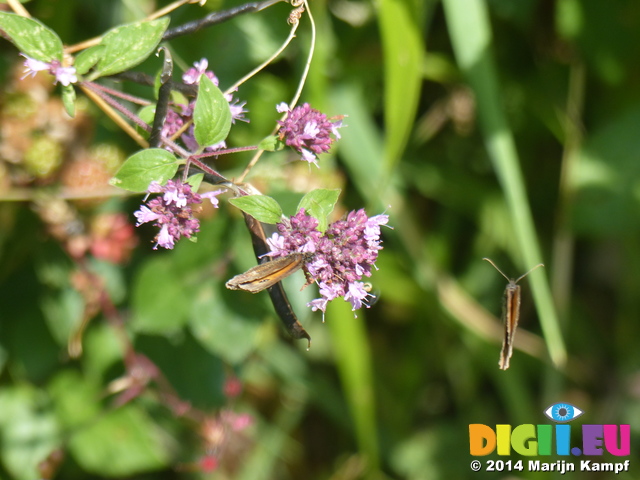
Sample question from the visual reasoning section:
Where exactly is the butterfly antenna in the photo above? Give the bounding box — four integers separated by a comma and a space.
483, 257, 511, 282
515, 263, 544, 283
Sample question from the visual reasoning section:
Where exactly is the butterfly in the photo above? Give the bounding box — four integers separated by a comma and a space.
483, 258, 544, 370
226, 252, 309, 293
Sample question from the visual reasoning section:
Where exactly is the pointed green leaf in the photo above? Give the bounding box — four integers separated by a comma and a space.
74, 44, 105, 75
61, 84, 76, 117
90, 17, 170, 79
258, 135, 284, 152
170, 89, 188, 107
194, 74, 232, 148
0, 12, 63, 61
298, 188, 341, 232
153, 68, 163, 99
136, 104, 155, 139
186, 173, 204, 191
229, 195, 283, 224
109, 148, 180, 192
190, 282, 261, 364
378, 0, 427, 174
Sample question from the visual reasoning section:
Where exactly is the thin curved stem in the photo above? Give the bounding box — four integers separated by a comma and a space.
288, 0, 315, 110
236, 0, 316, 182
224, 21, 300, 96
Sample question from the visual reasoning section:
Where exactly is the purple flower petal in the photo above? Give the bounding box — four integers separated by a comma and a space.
264, 207, 388, 315
21, 54, 49, 79
307, 297, 329, 313
276, 103, 344, 166
182, 58, 219, 85
300, 148, 318, 166
266, 233, 287, 256
155, 225, 175, 249
134, 205, 160, 226
344, 282, 369, 311
53, 66, 77, 86
200, 189, 225, 208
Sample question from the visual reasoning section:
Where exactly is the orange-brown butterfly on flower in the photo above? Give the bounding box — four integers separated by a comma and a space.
226, 253, 309, 293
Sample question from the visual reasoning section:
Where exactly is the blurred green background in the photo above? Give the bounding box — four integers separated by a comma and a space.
1, 0, 640, 478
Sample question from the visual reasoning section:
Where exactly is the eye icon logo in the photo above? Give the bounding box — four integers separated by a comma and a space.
544, 403, 583, 423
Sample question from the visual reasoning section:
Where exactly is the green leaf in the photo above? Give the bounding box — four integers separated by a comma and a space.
153, 68, 163, 99
186, 173, 204, 191
135, 335, 226, 408
82, 324, 124, 381
229, 195, 283, 224
136, 104, 156, 139
258, 135, 283, 152
570, 105, 640, 235
0, 386, 60, 480
48, 370, 101, 429
297, 188, 341, 232
74, 44, 105, 75
0, 12, 63, 61
109, 148, 180, 192
326, 301, 380, 469
68, 406, 171, 476
194, 74, 232, 148
41, 288, 83, 346
61, 84, 75, 117
0, 344, 6, 375
331, 86, 386, 212
378, 0, 429, 175
190, 282, 261, 364
90, 17, 170, 79
170, 89, 188, 108
130, 257, 191, 335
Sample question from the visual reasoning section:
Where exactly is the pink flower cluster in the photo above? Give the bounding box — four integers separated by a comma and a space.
266, 209, 389, 314
276, 103, 344, 166
134, 180, 223, 249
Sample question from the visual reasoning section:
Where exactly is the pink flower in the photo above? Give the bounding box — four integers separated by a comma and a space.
200, 189, 225, 208
134, 180, 223, 250
261, 208, 390, 314
54, 66, 77, 86
21, 55, 49, 79
20, 55, 77, 86
277, 103, 345, 166
182, 58, 219, 85
134, 205, 160, 226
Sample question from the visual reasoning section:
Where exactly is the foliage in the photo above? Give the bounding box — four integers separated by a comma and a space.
1, 0, 640, 479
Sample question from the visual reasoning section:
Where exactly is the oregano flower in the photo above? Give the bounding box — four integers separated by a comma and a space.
266, 208, 389, 315
21, 54, 77, 86
276, 103, 344, 166
134, 180, 223, 249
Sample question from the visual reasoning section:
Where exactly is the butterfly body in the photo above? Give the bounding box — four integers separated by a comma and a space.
499, 280, 521, 370
483, 258, 543, 370
226, 253, 308, 293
